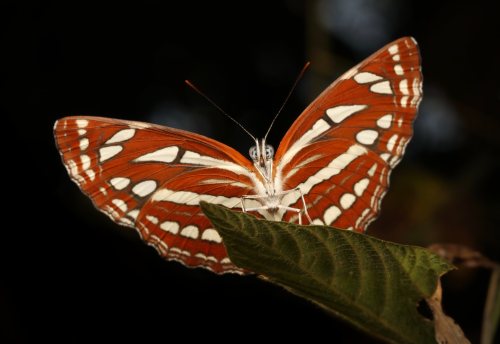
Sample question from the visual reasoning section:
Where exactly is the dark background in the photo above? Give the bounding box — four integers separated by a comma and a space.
2, 0, 499, 343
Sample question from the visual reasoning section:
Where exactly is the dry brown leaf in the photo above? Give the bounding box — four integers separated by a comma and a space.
481, 267, 500, 344
428, 243, 500, 344
426, 280, 470, 344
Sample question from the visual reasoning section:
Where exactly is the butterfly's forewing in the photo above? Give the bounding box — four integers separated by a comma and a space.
54, 117, 258, 273
275, 37, 422, 231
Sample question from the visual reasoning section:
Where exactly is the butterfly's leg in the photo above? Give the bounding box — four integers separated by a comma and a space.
240, 194, 266, 214
274, 188, 312, 224
295, 188, 312, 223
276, 205, 302, 224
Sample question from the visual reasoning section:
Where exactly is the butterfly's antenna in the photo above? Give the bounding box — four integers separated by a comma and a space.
264, 62, 311, 141
185, 80, 256, 142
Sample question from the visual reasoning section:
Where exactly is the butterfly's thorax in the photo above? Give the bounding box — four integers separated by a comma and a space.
249, 139, 280, 205
246, 138, 305, 222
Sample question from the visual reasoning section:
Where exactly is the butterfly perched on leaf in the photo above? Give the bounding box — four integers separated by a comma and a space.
54, 37, 423, 274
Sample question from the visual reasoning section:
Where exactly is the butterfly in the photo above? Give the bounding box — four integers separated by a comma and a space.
54, 37, 422, 274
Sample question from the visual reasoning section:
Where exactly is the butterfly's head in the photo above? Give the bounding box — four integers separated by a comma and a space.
249, 139, 274, 182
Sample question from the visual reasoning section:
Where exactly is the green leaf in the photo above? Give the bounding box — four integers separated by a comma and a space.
200, 202, 454, 344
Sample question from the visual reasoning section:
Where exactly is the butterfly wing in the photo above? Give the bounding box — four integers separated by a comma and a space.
274, 37, 422, 232
54, 116, 260, 274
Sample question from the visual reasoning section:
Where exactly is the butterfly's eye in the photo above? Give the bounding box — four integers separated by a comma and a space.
265, 145, 274, 160
249, 146, 258, 161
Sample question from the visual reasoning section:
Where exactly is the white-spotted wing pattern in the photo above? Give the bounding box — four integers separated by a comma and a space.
54, 37, 422, 274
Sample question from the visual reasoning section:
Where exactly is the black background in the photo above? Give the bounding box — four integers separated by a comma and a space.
2, 1, 499, 343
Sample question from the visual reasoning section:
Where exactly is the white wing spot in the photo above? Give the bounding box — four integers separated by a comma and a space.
68, 159, 78, 176
326, 105, 367, 123
394, 64, 404, 75
400, 96, 409, 108
149, 235, 168, 253
85, 169, 95, 181
387, 134, 399, 152
170, 247, 191, 257
312, 218, 325, 225
411, 78, 421, 106
390, 156, 401, 167
376, 114, 393, 129
99, 187, 108, 196
399, 79, 409, 95
104, 205, 119, 219
152, 189, 240, 208
353, 72, 383, 84
201, 179, 250, 189
354, 178, 369, 197
80, 155, 90, 170
296, 118, 330, 144
356, 130, 378, 145
79, 138, 89, 151
379, 168, 388, 183
206, 256, 218, 263
135, 146, 178, 163
398, 117, 404, 127
179, 151, 252, 177
127, 209, 139, 220
201, 228, 222, 243
136, 222, 149, 238
160, 221, 179, 234
106, 129, 136, 144
380, 153, 390, 162
110, 177, 130, 190
146, 215, 159, 224
388, 44, 399, 54
180, 225, 199, 239
356, 208, 371, 229
340, 193, 356, 209
195, 253, 207, 260
371, 186, 381, 208
77, 129, 86, 136
396, 137, 408, 155
99, 145, 123, 162
119, 218, 134, 226
220, 257, 231, 264
76, 119, 88, 128
367, 163, 377, 177
111, 199, 127, 213
132, 180, 157, 197
194, 253, 217, 262
324, 205, 341, 225
392, 54, 401, 61
370, 81, 393, 95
